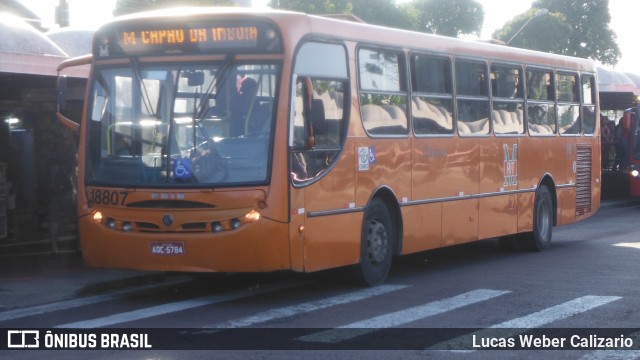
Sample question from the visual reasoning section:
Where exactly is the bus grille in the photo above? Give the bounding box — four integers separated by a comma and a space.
575, 144, 592, 217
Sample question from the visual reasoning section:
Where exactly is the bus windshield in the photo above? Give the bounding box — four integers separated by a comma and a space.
86, 61, 279, 187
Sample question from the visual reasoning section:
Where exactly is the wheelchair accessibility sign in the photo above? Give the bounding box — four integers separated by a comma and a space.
174, 159, 192, 179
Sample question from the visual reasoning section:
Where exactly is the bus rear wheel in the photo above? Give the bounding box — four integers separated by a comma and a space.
354, 198, 394, 286
523, 185, 553, 252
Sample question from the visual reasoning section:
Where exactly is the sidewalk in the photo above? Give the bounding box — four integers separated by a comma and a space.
0, 250, 168, 312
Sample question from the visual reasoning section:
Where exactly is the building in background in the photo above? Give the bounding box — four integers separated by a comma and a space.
0, 3, 89, 252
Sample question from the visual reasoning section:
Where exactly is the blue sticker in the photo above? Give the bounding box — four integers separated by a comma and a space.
173, 158, 192, 179
369, 146, 376, 165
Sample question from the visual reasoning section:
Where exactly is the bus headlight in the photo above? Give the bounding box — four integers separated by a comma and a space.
245, 210, 261, 222
631, 169, 639, 177
92, 211, 103, 222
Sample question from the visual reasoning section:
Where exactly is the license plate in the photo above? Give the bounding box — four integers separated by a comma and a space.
150, 241, 185, 255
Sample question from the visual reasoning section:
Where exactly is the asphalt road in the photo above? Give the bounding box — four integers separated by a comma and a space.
3, 200, 640, 359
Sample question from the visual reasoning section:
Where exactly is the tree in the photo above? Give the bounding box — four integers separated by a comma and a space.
493, 9, 572, 54
115, 0, 235, 16
493, 0, 620, 65
408, 0, 484, 37
267, 0, 352, 14
351, 0, 407, 30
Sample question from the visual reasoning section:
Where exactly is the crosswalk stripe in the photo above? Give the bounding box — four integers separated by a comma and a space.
205, 284, 409, 329
55, 281, 302, 328
0, 278, 188, 323
427, 295, 622, 351
490, 295, 621, 329
580, 350, 640, 360
299, 289, 510, 344
579, 330, 640, 360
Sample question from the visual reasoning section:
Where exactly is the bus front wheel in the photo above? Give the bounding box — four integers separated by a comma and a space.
523, 185, 553, 252
354, 198, 394, 286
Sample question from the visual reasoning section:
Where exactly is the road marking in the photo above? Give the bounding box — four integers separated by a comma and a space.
579, 330, 640, 359
299, 289, 510, 343
205, 284, 409, 329
0, 278, 189, 323
55, 282, 302, 328
490, 295, 622, 329
428, 295, 622, 351
580, 350, 640, 360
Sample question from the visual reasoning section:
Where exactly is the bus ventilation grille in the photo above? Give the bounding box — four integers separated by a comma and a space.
575, 144, 592, 217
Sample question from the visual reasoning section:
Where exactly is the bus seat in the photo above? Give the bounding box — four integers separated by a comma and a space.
516, 109, 524, 125
319, 91, 341, 120
311, 99, 327, 135
361, 103, 407, 134
460, 118, 489, 134
412, 98, 452, 131
457, 121, 471, 134
529, 123, 553, 134
382, 104, 407, 123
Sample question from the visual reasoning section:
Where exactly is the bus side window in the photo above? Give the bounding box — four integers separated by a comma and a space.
558, 72, 580, 135
526, 69, 557, 135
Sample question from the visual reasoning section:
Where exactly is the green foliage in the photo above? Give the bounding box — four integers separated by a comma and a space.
494, 0, 620, 65
408, 0, 484, 37
493, 9, 572, 53
115, 0, 235, 16
267, 0, 352, 14
351, 0, 407, 29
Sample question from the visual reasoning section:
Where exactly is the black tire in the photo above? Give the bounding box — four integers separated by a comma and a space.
354, 198, 394, 286
523, 185, 554, 252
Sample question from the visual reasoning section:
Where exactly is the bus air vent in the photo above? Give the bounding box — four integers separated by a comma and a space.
575, 144, 592, 217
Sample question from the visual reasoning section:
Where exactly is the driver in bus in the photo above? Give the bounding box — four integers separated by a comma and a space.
230, 76, 269, 137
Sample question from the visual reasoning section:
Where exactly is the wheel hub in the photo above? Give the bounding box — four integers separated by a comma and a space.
367, 220, 388, 264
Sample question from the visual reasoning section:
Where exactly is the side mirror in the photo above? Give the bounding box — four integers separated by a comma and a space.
56, 54, 92, 133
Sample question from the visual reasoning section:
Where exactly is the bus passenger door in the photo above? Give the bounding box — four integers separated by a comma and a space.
289, 73, 354, 272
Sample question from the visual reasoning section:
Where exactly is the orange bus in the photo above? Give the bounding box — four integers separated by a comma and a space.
56, 7, 600, 286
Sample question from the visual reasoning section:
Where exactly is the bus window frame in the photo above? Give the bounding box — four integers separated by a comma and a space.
454, 57, 491, 137
525, 66, 557, 137
557, 70, 581, 137
409, 51, 455, 138
356, 44, 409, 139
490, 61, 526, 137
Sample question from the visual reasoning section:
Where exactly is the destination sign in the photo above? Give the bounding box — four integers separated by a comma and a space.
94, 20, 282, 57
